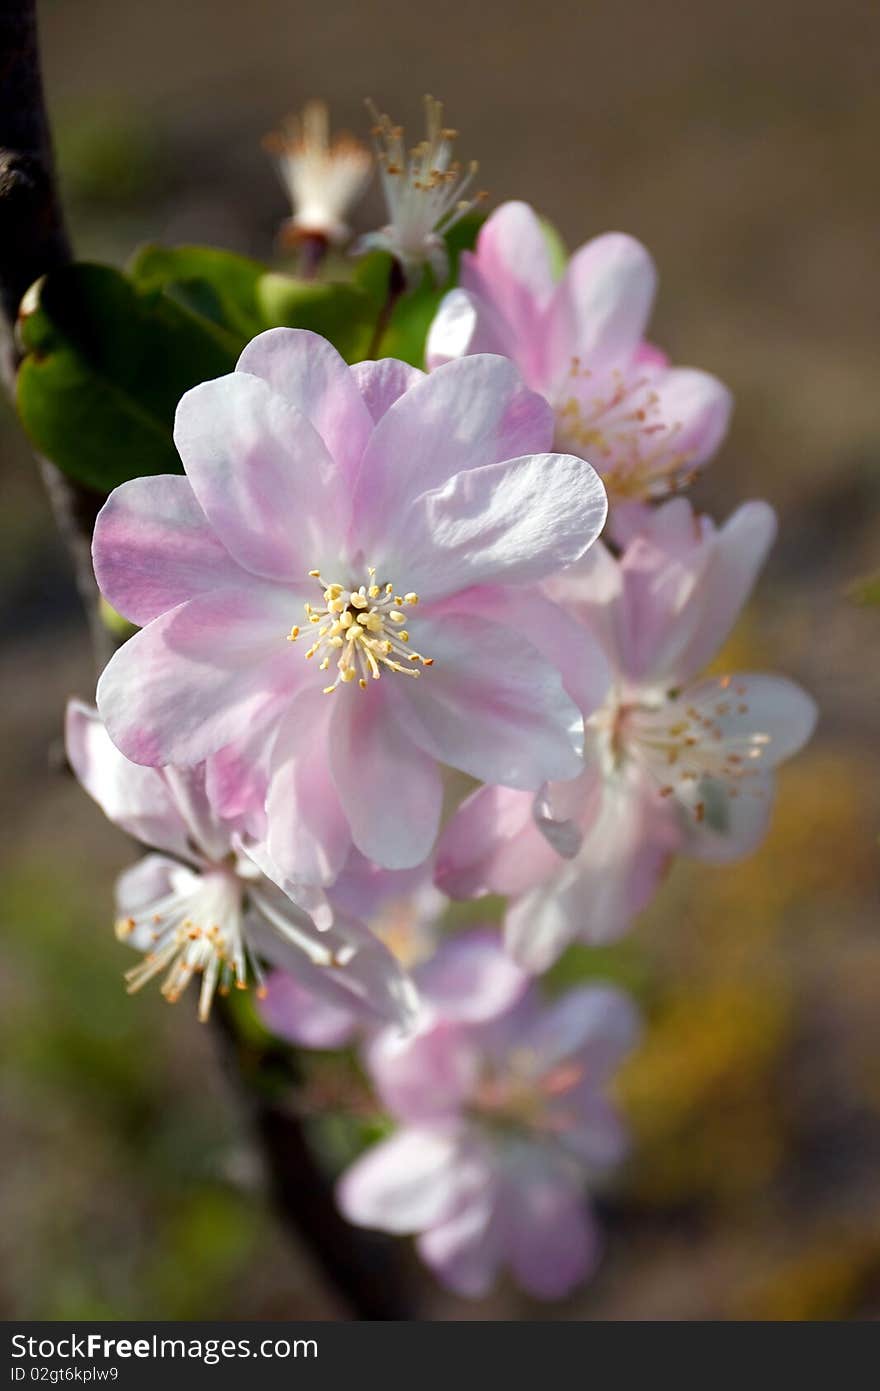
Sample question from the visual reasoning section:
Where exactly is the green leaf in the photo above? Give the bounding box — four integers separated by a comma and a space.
129, 243, 267, 341
17, 263, 238, 493
132, 244, 380, 363
850, 570, 880, 607
255, 274, 375, 362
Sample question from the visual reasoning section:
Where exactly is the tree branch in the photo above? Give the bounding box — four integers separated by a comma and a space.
0, 0, 413, 1320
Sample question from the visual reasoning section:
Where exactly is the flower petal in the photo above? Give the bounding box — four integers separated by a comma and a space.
265, 687, 352, 885
392, 611, 584, 788
519, 984, 641, 1078
455, 583, 612, 720
463, 201, 556, 374
365, 1020, 478, 1122
350, 355, 553, 563
115, 853, 179, 917
425, 287, 513, 369
499, 1158, 599, 1300
258, 969, 361, 1048
92, 475, 240, 626
337, 1126, 480, 1234
328, 682, 443, 869
236, 327, 372, 481
505, 775, 677, 969
672, 501, 777, 682
390, 451, 607, 602
545, 232, 657, 383
96, 585, 298, 767
174, 372, 344, 581
650, 366, 733, 472
435, 784, 562, 900
247, 896, 419, 1031
416, 930, 529, 1023
65, 699, 191, 857
415, 1187, 499, 1299
351, 358, 424, 422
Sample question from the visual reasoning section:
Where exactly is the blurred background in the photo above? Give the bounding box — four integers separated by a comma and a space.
2, 0, 879, 1320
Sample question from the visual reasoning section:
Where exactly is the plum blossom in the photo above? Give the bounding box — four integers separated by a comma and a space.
436, 498, 818, 971
427, 200, 732, 503
259, 855, 447, 1049
93, 329, 609, 880
65, 701, 417, 1027
338, 932, 640, 1300
356, 97, 486, 283
265, 100, 372, 249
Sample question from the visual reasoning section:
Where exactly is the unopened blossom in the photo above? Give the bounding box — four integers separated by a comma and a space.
65, 701, 417, 1026
265, 99, 371, 247
427, 201, 732, 503
338, 933, 640, 1300
437, 498, 818, 971
355, 96, 486, 283
93, 329, 608, 879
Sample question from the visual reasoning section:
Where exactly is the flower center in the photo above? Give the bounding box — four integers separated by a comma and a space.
288, 568, 433, 694
117, 869, 264, 1022
603, 676, 771, 826
554, 358, 696, 501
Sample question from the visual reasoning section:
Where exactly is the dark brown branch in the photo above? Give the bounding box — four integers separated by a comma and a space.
0, 0, 413, 1321
213, 1003, 415, 1320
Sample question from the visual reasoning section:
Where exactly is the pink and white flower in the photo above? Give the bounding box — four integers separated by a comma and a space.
338, 932, 639, 1300
437, 499, 818, 971
65, 700, 417, 1027
265, 99, 372, 248
427, 201, 732, 502
93, 329, 609, 879
260, 854, 447, 1049
356, 97, 486, 283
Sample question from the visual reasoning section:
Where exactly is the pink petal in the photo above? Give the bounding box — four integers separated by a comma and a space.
237, 327, 373, 483
389, 451, 607, 602
545, 232, 657, 385
174, 372, 344, 582
365, 1020, 477, 1122
349, 355, 553, 565
65, 699, 191, 857
115, 853, 179, 917
425, 287, 513, 369
499, 1159, 600, 1300
392, 611, 584, 788
258, 968, 360, 1048
96, 584, 299, 767
650, 366, 733, 471
247, 900, 419, 1030
416, 1186, 499, 1298
459, 584, 612, 720
92, 475, 240, 626
351, 358, 424, 422
673, 501, 777, 682
328, 682, 443, 869
336, 1126, 479, 1234
463, 201, 556, 378
416, 930, 529, 1023
519, 984, 641, 1079
506, 775, 677, 969
264, 686, 353, 885
435, 784, 562, 900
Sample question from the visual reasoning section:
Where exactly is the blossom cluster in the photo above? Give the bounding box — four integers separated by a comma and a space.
69, 98, 816, 1302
